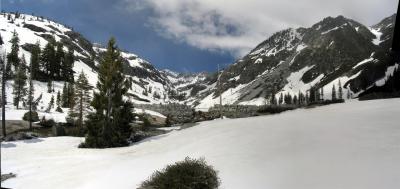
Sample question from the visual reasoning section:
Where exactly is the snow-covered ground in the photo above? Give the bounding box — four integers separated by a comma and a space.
133, 108, 166, 118
2, 98, 400, 189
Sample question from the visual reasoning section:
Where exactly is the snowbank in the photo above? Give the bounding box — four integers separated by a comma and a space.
133, 109, 166, 118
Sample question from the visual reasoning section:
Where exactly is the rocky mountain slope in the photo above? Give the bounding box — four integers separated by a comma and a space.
0, 12, 185, 113
191, 14, 398, 109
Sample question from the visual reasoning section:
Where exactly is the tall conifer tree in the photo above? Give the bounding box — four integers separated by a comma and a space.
70, 71, 93, 128
332, 84, 337, 100
41, 39, 56, 77
83, 37, 133, 148
55, 43, 64, 78
12, 55, 27, 109
62, 48, 74, 81
7, 30, 20, 68
30, 41, 41, 80
27, 55, 35, 130
62, 82, 68, 107
338, 80, 343, 100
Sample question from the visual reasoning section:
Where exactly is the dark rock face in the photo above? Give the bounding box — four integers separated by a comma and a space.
189, 14, 398, 106
23, 23, 47, 32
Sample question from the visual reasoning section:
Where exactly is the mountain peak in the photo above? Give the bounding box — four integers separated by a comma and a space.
372, 13, 397, 30
311, 15, 351, 31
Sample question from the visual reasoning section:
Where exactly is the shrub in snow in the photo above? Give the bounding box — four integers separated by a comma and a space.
66, 126, 86, 137
140, 157, 220, 189
165, 114, 172, 127
141, 116, 152, 131
39, 117, 56, 128
307, 99, 344, 106
257, 105, 296, 114
56, 106, 63, 113
52, 125, 66, 136
22, 111, 39, 122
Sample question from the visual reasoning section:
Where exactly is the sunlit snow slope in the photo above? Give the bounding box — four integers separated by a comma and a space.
2, 98, 400, 189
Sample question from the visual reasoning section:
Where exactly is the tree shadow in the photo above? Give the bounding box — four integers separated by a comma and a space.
23, 138, 44, 144
1, 142, 17, 148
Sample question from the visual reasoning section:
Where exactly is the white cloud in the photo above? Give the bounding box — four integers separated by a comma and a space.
120, 0, 397, 57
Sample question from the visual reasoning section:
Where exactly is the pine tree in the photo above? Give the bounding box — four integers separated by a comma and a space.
293, 95, 298, 105
70, 71, 93, 128
83, 37, 134, 148
56, 91, 61, 107
27, 55, 35, 130
62, 48, 74, 81
320, 87, 324, 101
67, 82, 75, 108
284, 93, 292, 104
12, 56, 27, 109
1, 54, 7, 136
4, 56, 12, 80
332, 84, 337, 100
270, 93, 276, 105
298, 91, 303, 105
30, 41, 41, 80
46, 95, 55, 112
309, 87, 316, 103
47, 80, 52, 93
305, 91, 310, 104
55, 43, 64, 78
338, 80, 343, 100
61, 82, 68, 107
41, 39, 56, 77
347, 89, 351, 99
278, 93, 283, 105
165, 114, 172, 127
7, 30, 20, 68
56, 91, 63, 113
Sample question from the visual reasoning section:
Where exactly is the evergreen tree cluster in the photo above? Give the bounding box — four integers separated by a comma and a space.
269, 90, 309, 106
61, 82, 75, 108
30, 38, 75, 82
4, 30, 76, 110
5, 31, 74, 83
331, 80, 343, 100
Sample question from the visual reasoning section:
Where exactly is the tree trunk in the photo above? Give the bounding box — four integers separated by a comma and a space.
79, 93, 83, 128
103, 89, 112, 137
29, 61, 33, 131
2, 56, 6, 137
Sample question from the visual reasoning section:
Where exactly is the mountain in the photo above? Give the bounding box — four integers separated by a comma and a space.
1, 12, 398, 114
0, 12, 185, 113
161, 69, 210, 101
191, 14, 398, 109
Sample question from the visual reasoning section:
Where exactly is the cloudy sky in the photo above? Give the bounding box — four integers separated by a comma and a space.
1, 0, 398, 72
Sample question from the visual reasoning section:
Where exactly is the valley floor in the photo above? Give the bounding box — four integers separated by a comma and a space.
1, 99, 400, 189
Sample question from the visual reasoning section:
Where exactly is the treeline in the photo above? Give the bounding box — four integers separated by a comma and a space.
269, 79, 347, 106
5, 30, 74, 82
257, 81, 347, 114
2, 30, 75, 111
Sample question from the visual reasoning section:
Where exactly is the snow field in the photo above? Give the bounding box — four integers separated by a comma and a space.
2, 98, 400, 189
